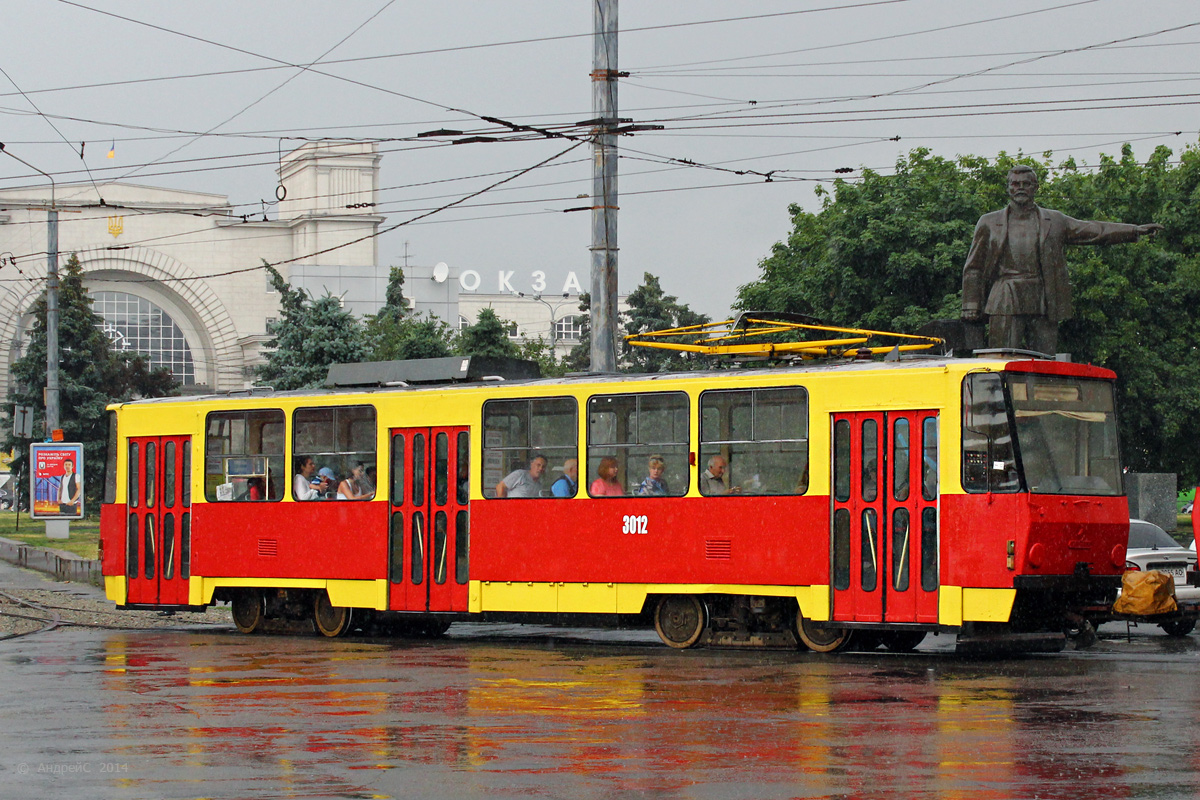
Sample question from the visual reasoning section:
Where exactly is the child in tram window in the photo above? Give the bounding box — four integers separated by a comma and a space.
317, 467, 339, 499
636, 456, 669, 496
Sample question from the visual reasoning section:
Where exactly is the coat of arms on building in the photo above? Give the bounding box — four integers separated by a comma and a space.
107, 215, 124, 238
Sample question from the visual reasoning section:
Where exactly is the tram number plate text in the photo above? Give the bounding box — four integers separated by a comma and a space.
622, 515, 649, 535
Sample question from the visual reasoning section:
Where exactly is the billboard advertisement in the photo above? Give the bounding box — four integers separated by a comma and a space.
30, 443, 84, 520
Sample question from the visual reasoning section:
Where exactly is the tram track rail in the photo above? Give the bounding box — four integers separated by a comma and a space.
0, 589, 62, 640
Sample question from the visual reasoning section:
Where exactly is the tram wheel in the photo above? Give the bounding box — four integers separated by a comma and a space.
312, 592, 352, 638
230, 590, 264, 634
654, 595, 707, 649
1160, 619, 1196, 637
796, 614, 851, 653
879, 630, 927, 652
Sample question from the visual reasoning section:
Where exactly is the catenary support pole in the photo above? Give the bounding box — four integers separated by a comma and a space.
589, 0, 619, 372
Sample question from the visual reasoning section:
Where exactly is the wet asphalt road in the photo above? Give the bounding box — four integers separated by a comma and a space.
3, 566, 1200, 800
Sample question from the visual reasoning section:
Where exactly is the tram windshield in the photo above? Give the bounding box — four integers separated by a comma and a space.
1007, 373, 1121, 496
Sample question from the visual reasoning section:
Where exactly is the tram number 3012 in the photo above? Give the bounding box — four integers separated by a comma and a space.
622, 515, 649, 535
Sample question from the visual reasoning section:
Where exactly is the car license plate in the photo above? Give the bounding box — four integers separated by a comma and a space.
1163, 567, 1188, 582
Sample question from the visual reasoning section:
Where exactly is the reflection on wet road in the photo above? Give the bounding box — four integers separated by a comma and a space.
4, 623, 1200, 799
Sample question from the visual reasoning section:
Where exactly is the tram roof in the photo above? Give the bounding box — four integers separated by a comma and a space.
109, 353, 1110, 410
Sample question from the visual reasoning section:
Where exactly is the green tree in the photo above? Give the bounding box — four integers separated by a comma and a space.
737, 143, 1200, 481
364, 267, 457, 361
256, 265, 367, 390
563, 293, 592, 372
3, 254, 178, 506
623, 272, 710, 373
737, 147, 1005, 332
457, 308, 519, 359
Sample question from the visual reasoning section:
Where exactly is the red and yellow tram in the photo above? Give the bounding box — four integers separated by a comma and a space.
99, 352, 1128, 652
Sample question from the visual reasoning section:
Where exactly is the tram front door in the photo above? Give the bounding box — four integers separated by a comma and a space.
387, 427, 470, 613
830, 411, 939, 624
125, 435, 192, 606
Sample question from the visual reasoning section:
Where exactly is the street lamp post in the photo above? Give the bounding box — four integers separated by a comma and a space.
517, 292, 574, 351
0, 143, 59, 437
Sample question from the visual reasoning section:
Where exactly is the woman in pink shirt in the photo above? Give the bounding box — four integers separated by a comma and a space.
590, 456, 624, 496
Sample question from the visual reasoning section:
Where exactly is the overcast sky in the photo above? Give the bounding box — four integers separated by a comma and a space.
3, 0, 1198, 319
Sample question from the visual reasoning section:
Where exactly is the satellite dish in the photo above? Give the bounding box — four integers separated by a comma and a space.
432, 262, 449, 283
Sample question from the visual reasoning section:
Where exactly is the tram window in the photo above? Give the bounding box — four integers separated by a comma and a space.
483, 397, 577, 498
126, 515, 139, 579
180, 512, 191, 580
182, 447, 191, 508
892, 508, 910, 591
293, 405, 377, 501
700, 387, 809, 496
456, 432, 470, 504
390, 435, 405, 505
833, 420, 850, 503
861, 420, 878, 503
833, 508, 851, 591
962, 374, 1019, 493
435, 433, 449, 506
433, 511, 448, 585
128, 442, 139, 509
163, 441, 176, 509
144, 514, 156, 580
162, 513, 175, 581
103, 412, 118, 505
144, 441, 156, 509
922, 417, 939, 501
389, 512, 404, 584
411, 512, 425, 585
455, 510, 469, 585
893, 418, 910, 502
205, 409, 285, 501
412, 434, 426, 506
921, 508, 938, 591
589, 392, 688, 497
861, 508, 878, 592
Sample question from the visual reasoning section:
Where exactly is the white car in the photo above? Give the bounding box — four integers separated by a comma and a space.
1125, 519, 1200, 603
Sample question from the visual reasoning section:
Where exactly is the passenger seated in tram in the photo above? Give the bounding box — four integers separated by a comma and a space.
699, 455, 741, 495
495, 454, 548, 498
294, 456, 329, 500
337, 462, 371, 500
246, 476, 266, 501
317, 467, 339, 499
590, 456, 624, 496
636, 455, 669, 496
551, 458, 578, 497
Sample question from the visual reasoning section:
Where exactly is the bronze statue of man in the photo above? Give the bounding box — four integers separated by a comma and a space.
961, 165, 1162, 354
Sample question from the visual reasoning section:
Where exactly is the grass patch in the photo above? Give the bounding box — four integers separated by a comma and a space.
0, 512, 100, 559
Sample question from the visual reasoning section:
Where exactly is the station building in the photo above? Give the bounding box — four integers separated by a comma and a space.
0, 139, 620, 397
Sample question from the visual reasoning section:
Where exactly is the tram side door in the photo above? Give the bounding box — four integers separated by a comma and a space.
882, 412, 940, 624
831, 412, 939, 625
387, 427, 470, 613
831, 413, 886, 623
125, 435, 192, 606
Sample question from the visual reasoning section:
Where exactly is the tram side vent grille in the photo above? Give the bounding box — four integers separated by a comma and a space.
258, 539, 278, 557
705, 539, 732, 560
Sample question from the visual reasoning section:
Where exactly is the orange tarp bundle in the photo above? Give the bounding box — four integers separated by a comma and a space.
1113, 571, 1178, 616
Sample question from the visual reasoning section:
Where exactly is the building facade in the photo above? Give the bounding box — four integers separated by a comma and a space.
0, 141, 383, 394
1, 139, 620, 398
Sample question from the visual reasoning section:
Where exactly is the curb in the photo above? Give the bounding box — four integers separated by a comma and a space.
0, 536, 103, 587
